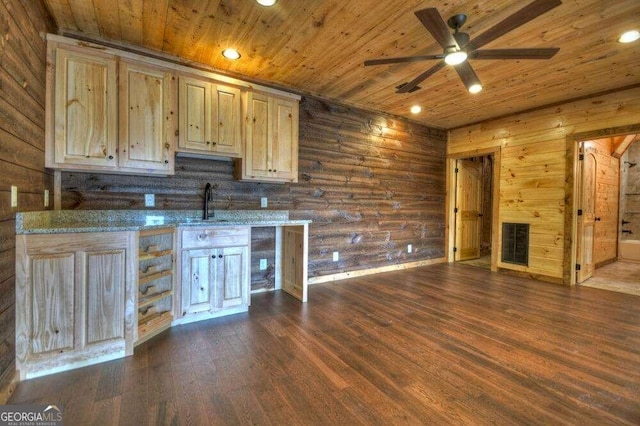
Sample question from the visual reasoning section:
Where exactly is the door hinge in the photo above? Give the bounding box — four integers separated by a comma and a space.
454, 207, 459, 213
575, 264, 581, 271
455, 168, 459, 173
579, 154, 584, 161
453, 247, 458, 253
577, 209, 583, 216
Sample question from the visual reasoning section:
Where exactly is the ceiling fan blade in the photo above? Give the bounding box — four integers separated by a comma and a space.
415, 8, 459, 49
466, 0, 562, 51
364, 55, 443, 66
454, 62, 482, 91
470, 48, 560, 59
396, 62, 446, 93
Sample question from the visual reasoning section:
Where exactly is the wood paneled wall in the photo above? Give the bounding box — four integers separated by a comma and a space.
61, 96, 447, 289
449, 87, 640, 281
0, 0, 54, 393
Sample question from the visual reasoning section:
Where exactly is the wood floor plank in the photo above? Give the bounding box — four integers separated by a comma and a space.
9, 263, 640, 424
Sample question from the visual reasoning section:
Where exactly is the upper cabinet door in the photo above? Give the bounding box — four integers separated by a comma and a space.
212, 84, 242, 157
244, 91, 272, 179
119, 61, 175, 172
272, 97, 299, 182
179, 76, 211, 152
178, 76, 241, 157
52, 48, 118, 168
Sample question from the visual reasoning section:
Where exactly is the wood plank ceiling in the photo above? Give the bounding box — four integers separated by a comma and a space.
43, 0, 640, 129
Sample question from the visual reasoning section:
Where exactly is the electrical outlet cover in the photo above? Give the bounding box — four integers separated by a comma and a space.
333, 251, 339, 262
408, 244, 413, 253
261, 197, 268, 208
259, 259, 268, 270
145, 194, 155, 207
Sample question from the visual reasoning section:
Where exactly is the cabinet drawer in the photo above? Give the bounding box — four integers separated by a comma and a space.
181, 227, 249, 249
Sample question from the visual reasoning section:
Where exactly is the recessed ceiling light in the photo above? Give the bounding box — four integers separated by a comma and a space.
256, 0, 277, 6
618, 30, 640, 43
410, 105, 422, 114
222, 48, 241, 60
468, 84, 483, 94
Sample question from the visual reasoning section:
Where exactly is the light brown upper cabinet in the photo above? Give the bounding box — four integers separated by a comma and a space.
49, 47, 118, 169
46, 43, 177, 175
178, 76, 242, 158
119, 61, 175, 173
236, 92, 299, 183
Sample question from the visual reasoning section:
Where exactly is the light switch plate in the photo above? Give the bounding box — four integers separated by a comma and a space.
333, 251, 339, 262
44, 190, 50, 207
408, 244, 413, 253
11, 186, 17, 208
259, 259, 268, 270
145, 194, 155, 207
261, 197, 268, 208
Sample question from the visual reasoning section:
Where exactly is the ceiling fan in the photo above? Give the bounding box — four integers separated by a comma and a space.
364, 0, 562, 94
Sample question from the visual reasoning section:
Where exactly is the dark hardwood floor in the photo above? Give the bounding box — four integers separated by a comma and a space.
10, 263, 640, 425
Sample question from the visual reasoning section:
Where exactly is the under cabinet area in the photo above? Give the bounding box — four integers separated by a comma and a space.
136, 228, 175, 345
15, 232, 136, 380
176, 227, 250, 324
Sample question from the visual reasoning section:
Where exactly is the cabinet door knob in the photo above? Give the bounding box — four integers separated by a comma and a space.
218, 254, 223, 258
212, 142, 217, 145
108, 155, 114, 159
164, 160, 169, 164
206, 141, 210, 145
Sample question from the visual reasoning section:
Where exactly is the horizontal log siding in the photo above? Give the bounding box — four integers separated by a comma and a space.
449, 87, 640, 280
0, 0, 55, 391
61, 96, 447, 289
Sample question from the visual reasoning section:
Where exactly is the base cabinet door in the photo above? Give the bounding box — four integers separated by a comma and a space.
16, 232, 135, 380
181, 248, 216, 315
214, 246, 248, 309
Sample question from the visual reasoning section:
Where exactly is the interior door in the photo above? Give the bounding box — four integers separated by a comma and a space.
455, 159, 482, 261
577, 145, 597, 283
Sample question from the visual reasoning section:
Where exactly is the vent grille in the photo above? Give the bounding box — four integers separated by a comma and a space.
502, 223, 529, 266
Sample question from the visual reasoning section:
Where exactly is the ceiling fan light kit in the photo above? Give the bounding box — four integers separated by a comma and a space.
444, 48, 467, 65
618, 30, 640, 43
364, 0, 562, 95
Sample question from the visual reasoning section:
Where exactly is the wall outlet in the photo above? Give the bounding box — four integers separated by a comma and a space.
333, 251, 339, 262
261, 197, 268, 208
44, 189, 50, 207
408, 244, 413, 253
259, 259, 268, 270
11, 186, 17, 208
144, 193, 155, 207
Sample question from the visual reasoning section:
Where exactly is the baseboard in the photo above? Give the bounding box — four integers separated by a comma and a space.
595, 258, 617, 269
308, 257, 447, 285
0, 363, 19, 403
498, 268, 564, 285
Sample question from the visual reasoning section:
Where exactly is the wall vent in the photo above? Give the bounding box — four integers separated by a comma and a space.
502, 223, 529, 266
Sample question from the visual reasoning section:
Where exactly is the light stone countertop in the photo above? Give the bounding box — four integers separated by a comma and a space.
16, 210, 311, 234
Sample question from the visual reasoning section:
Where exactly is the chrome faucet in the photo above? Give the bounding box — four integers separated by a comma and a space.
203, 183, 213, 220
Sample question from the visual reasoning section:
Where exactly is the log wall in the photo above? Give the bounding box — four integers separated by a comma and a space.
61, 96, 448, 289
449, 86, 640, 281
0, 0, 54, 392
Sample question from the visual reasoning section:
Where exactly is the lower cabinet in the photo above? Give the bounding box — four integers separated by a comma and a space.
177, 227, 250, 323
15, 232, 136, 380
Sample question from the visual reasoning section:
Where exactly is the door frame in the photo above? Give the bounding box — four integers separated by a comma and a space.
565, 123, 640, 285
446, 146, 501, 271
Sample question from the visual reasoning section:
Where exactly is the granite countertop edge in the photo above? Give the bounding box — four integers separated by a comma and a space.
16, 210, 311, 235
